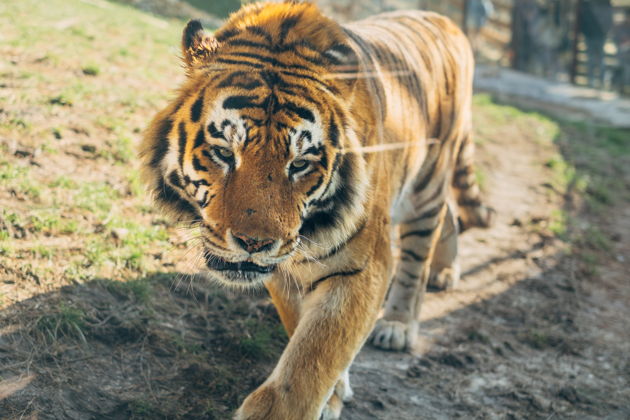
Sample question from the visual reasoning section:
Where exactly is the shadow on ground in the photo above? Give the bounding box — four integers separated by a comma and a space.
0, 273, 286, 419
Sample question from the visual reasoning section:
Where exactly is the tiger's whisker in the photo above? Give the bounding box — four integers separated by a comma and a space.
298, 235, 326, 250
342, 139, 439, 154
324, 69, 413, 80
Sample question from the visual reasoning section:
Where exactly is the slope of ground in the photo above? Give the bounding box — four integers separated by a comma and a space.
1, 1, 629, 419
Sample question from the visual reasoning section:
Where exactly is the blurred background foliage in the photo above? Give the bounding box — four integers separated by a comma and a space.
114, 0, 630, 94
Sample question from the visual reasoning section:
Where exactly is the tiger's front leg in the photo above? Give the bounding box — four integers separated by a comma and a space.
235, 252, 390, 420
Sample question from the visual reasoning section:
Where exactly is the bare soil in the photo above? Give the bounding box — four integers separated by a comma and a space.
1, 1, 629, 419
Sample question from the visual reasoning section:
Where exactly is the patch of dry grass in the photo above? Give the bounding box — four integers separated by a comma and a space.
0, 0, 202, 306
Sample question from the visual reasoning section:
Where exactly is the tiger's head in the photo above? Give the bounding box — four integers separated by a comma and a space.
140, 2, 370, 286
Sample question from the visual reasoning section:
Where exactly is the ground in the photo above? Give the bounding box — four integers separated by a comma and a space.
1, 1, 629, 419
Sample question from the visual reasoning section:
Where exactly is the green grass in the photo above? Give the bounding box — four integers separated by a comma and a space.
582, 226, 612, 253
2, 0, 181, 54
64, 262, 91, 284
237, 319, 287, 361
98, 135, 135, 163
33, 245, 56, 259
127, 400, 161, 418
521, 328, 563, 350
82, 64, 100, 76
0, 243, 14, 257
41, 139, 60, 154
106, 217, 169, 271
49, 215, 171, 279
473, 94, 560, 146
0, 210, 20, 252
51, 127, 63, 139
0, 161, 42, 199
0, 161, 29, 181
171, 334, 204, 355
27, 209, 81, 236
475, 168, 487, 191
29, 209, 63, 233
553, 122, 629, 211
49, 176, 79, 189
36, 302, 87, 343
126, 168, 146, 198
75, 182, 121, 214
107, 277, 153, 304
549, 209, 568, 237
1, 210, 24, 226
0, 0, 186, 165
49, 94, 74, 107
186, 0, 241, 18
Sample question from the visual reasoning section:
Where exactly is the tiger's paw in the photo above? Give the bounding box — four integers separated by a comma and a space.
320, 371, 353, 420
460, 205, 496, 231
234, 384, 278, 420
370, 319, 418, 351
321, 393, 343, 420
476, 205, 496, 228
428, 264, 460, 291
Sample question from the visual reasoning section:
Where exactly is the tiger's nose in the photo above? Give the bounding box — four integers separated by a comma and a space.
232, 232, 276, 253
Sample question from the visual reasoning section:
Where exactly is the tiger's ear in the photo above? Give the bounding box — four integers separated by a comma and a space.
182, 20, 218, 70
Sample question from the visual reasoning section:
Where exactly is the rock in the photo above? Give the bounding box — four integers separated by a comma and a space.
81, 144, 96, 153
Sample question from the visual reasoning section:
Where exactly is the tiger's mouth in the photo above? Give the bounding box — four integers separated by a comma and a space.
205, 254, 275, 275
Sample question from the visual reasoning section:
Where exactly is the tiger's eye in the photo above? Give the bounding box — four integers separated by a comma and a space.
291, 159, 308, 169
218, 147, 233, 158
212, 146, 235, 165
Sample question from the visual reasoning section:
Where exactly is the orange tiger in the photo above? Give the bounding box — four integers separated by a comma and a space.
140, 1, 493, 418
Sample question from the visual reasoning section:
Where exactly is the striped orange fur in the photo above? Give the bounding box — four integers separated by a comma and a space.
140, 2, 493, 418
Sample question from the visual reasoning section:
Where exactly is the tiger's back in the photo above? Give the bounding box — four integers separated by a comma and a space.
343, 11, 476, 220
341, 11, 493, 353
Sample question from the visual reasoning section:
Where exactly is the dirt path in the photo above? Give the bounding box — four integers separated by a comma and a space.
343, 113, 630, 419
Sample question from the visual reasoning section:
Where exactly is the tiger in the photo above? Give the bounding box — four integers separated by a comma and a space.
139, 1, 493, 419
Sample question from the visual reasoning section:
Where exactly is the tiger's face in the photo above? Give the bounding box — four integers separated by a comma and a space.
141, 10, 366, 286
182, 80, 339, 285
